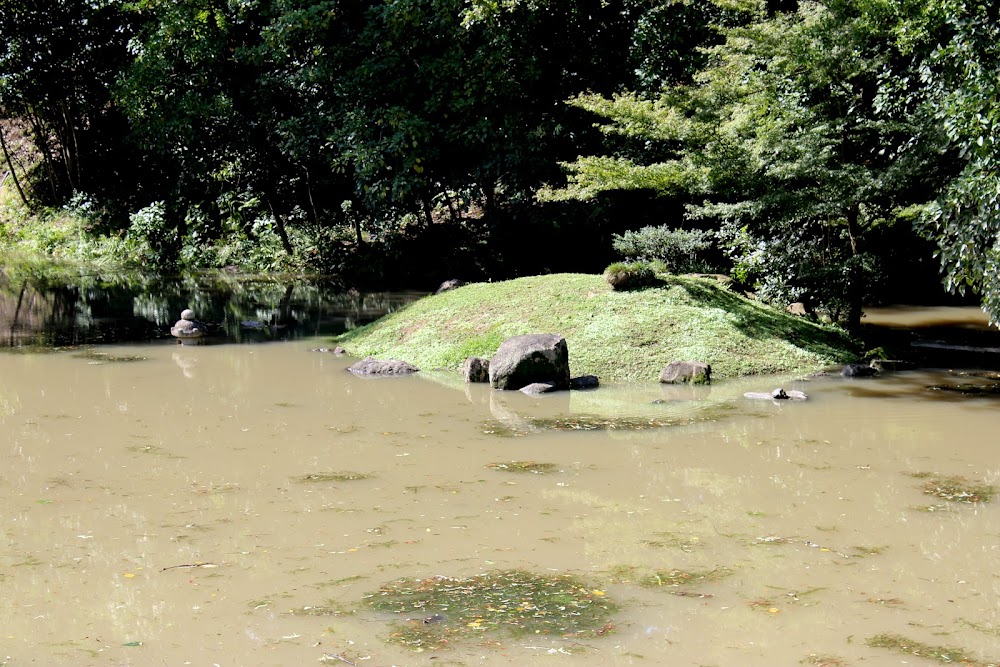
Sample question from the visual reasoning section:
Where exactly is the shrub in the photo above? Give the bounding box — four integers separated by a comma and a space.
612, 225, 714, 273
604, 261, 659, 290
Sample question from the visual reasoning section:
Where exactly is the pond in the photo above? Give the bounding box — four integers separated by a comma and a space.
2, 269, 1000, 666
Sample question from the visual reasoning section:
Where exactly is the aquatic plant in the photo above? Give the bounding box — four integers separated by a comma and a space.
363, 570, 618, 650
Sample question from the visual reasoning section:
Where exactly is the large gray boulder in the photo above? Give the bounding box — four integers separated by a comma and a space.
489, 334, 570, 391
659, 361, 711, 385
347, 357, 420, 376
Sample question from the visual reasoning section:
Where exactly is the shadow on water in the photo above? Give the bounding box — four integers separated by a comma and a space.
0, 260, 425, 348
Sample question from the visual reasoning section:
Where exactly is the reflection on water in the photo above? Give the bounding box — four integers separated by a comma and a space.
1, 342, 999, 666
0, 262, 424, 347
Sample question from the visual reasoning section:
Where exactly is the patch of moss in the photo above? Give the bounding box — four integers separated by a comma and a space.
363, 570, 618, 650
866, 633, 999, 666
485, 461, 558, 474
293, 472, 373, 483
909, 473, 995, 504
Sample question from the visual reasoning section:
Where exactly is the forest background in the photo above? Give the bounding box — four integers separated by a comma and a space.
1, 0, 998, 330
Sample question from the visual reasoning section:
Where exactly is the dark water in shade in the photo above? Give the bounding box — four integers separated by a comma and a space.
2, 267, 1000, 666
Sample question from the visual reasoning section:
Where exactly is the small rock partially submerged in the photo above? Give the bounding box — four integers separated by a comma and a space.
347, 357, 420, 376
744, 388, 808, 401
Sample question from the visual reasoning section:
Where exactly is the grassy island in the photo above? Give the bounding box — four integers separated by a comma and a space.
334, 273, 858, 382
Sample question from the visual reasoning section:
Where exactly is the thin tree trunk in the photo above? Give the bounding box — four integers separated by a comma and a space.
844, 205, 864, 330
0, 125, 29, 206
302, 166, 320, 226
266, 200, 295, 256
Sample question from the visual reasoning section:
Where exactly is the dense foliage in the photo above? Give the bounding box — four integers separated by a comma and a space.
1, 0, 998, 323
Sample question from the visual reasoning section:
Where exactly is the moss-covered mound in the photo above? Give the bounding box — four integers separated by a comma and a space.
333, 273, 858, 382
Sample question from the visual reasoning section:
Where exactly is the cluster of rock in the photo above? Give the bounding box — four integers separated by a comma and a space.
460, 333, 707, 396
341, 332, 714, 396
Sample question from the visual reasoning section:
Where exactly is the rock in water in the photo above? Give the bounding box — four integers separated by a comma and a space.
489, 334, 570, 391
347, 357, 420, 376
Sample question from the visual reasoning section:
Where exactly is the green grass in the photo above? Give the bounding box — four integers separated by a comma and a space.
333, 273, 858, 381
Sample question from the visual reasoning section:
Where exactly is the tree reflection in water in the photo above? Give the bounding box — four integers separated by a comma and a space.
0, 260, 423, 347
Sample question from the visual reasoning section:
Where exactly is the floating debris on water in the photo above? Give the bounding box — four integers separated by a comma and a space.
481, 410, 737, 436
293, 472, 373, 483
909, 472, 995, 504
485, 461, 558, 474
73, 349, 148, 363
866, 633, 1000, 666
639, 567, 732, 590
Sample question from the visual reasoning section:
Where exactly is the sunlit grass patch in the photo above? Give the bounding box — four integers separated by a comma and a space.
866, 633, 999, 666
293, 471, 373, 483
638, 567, 732, 589
485, 461, 558, 474
363, 570, 618, 650
909, 472, 995, 504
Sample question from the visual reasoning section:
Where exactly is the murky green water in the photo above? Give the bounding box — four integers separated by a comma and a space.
1, 336, 999, 666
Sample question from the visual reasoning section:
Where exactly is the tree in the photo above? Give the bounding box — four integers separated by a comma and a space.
917, 0, 1000, 323
543, 0, 951, 327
